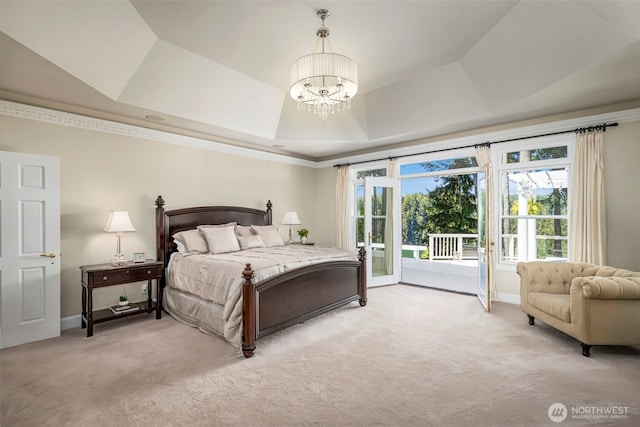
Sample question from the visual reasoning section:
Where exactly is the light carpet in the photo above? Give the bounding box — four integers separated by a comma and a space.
1, 284, 639, 427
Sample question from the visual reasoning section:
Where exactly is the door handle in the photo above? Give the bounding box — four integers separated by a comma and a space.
368, 233, 372, 246
40, 253, 56, 258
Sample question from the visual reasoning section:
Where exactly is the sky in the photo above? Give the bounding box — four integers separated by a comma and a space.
401, 177, 438, 196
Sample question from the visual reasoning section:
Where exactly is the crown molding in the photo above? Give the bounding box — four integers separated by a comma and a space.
2, 100, 639, 170
0, 100, 317, 168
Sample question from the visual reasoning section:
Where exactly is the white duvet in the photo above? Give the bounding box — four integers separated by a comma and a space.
166, 245, 358, 345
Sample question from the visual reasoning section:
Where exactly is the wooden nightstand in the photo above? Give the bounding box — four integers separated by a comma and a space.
80, 260, 163, 337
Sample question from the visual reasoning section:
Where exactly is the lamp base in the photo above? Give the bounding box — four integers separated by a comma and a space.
111, 254, 128, 266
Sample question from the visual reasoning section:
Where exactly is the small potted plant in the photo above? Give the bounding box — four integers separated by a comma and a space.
118, 294, 129, 306
297, 228, 309, 244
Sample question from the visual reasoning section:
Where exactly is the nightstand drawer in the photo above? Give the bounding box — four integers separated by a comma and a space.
88, 265, 161, 287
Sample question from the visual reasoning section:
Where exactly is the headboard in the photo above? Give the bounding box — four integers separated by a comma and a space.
154, 195, 273, 269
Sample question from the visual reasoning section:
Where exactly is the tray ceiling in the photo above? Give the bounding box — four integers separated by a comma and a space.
1, 1, 639, 161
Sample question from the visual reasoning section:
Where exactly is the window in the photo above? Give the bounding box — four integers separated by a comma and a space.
399, 155, 481, 258
400, 156, 478, 175
495, 138, 572, 264
352, 166, 387, 248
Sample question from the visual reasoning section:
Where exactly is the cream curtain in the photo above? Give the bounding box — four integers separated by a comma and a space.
569, 129, 606, 265
383, 160, 398, 275
336, 166, 351, 249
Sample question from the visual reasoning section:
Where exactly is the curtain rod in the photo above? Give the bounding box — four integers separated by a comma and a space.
333, 122, 618, 168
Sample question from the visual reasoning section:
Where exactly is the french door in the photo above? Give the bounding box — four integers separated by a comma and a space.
363, 177, 400, 287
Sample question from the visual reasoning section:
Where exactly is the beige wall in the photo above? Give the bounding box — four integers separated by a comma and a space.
2, 110, 638, 317
604, 120, 640, 271
0, 115, 318, 317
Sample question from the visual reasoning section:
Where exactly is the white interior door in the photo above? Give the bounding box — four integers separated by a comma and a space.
364, 177, 400, 287
0, 151, 60, 349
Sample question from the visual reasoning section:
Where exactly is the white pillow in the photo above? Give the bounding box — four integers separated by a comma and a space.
175, 240, 186, 253
199, 222, 237, 229
238, 235, 266, 250
236, 225, 254, 236
199, 225, 241, 254
172, 229, 208, 253
251, 225, 285, 247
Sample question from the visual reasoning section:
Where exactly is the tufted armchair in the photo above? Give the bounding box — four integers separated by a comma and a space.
516, 261, 640, 356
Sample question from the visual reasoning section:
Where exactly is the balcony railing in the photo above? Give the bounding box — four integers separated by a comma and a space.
401, 233, 478, 261
428, 234, 478, 260
501, 234, 568, 261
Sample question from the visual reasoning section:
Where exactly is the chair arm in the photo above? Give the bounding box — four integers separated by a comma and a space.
571, 276, 640, 300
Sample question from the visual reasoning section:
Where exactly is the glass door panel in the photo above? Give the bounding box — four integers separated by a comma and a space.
364, 177, 399, 286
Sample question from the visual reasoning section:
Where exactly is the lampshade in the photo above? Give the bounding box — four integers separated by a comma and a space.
104, 211, 136, 233
105, 210, 135, 266
289, 9, 358, 119
282, 212, 301, 225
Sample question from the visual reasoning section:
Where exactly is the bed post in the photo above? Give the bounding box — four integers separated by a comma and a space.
155, 196, 166, 265
358, 246, 367, 306
155, 196, 167, 310
265, 200, 273, 225
242, 264, 256, 358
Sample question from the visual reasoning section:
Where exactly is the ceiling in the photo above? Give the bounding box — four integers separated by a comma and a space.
1, 1, 639, 161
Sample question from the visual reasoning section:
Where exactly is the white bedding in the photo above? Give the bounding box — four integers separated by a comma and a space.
166, 245, 358, 346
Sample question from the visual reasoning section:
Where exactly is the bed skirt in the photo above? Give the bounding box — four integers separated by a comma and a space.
163, 286, 241, 347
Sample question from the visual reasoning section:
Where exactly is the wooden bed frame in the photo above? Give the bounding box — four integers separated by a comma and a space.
155, 196, 367, 357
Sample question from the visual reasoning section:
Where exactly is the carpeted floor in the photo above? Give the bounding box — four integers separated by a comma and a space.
1, 284, 639, 427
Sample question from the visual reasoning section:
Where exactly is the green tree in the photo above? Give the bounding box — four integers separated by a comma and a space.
419, 157, 478, 235
401, 193, 430, 245
426, 173, 477, 235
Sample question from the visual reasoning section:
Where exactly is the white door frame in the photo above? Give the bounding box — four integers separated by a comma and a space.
477, 166, 492, 311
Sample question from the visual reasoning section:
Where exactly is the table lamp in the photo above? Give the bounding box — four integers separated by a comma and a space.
281, 211, 301, 244
105, 210, 136, 265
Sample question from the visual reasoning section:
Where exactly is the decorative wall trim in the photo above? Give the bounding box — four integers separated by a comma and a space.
2, 100, 639, 169
0, 100, 316, 168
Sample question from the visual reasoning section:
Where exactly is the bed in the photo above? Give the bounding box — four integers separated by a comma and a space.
154, 196, 367, 357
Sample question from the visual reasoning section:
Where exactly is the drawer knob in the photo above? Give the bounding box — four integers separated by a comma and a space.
146, 270, 151, 274
102, 276, 108, 281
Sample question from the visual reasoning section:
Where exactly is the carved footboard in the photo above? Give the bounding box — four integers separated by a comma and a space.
241, 247, 367, 358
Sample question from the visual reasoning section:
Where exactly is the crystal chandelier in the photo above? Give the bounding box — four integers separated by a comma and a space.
289, 9, 358, 119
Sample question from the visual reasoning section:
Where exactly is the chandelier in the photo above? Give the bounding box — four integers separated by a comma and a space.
289, 9, 358, 119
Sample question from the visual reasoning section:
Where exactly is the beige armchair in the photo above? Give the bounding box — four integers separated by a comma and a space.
516, 261, 640, 356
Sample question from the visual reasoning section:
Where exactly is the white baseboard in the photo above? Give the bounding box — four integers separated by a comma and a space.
61, 315, 81, 331
497, 292, 520, 305
60, 299, 157, 331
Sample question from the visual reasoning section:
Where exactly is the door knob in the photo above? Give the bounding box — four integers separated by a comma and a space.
40, 253, 56, 258
368, 232, 372, 245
